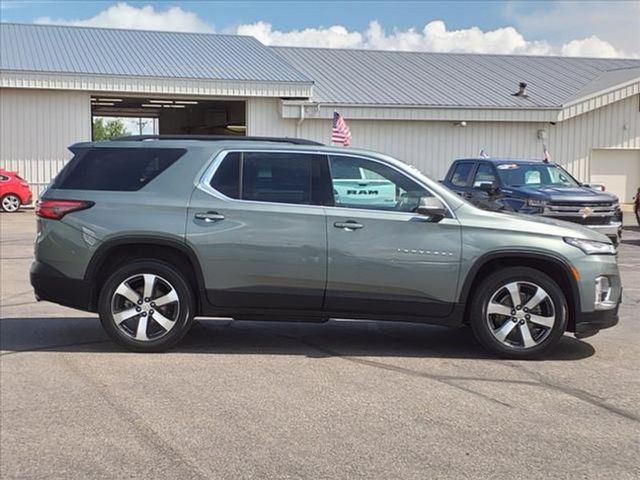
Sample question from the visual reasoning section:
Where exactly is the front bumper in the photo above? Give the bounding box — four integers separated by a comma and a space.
583, 221, 622, 237
30, 261, 94, 312
574, 304, 620, 338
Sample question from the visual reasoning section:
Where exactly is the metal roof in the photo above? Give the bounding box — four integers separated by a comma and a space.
564, 66, 640, 103
2, 23, 638, 109
273, 46, 640, 108
0, 23, 311, 84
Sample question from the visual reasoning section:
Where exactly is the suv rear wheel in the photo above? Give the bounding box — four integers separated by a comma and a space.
469, 267, 568, 359
98, 260, 195, 352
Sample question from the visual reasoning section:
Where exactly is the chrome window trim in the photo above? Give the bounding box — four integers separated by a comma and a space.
197, 148, 456, 218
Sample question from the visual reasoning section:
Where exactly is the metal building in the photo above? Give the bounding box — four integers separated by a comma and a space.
1, 23, 639, 202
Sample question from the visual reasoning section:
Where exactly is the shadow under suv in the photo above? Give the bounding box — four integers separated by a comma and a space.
31, 136, 622, 358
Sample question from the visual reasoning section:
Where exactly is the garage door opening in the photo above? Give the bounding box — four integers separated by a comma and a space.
591, 149, 640, 204
91, 96, 246, 140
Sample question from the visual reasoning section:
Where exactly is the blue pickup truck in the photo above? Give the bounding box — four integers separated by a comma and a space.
442, 158, 622, 244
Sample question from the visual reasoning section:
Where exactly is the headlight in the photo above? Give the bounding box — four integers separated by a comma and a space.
527, 199, 547, 207
564, 237, 616, 255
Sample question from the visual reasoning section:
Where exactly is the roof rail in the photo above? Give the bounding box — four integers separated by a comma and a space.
110, 135, 323, 146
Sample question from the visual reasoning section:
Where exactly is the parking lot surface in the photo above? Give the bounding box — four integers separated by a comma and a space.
1, 210, 639, 479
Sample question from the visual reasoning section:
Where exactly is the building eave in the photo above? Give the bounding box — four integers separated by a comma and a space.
280, 100, 560, 123
558, 79, 640, 122
0, 70, 314, 99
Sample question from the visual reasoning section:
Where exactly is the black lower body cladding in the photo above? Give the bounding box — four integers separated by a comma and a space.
30, 261, 94, 312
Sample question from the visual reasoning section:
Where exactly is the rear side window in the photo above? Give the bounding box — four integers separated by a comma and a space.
242, 152, 312, 204
209, 152, 241, 199
450, 162, 474, 187
52, 148, 185, 191
209, 152, 330, 205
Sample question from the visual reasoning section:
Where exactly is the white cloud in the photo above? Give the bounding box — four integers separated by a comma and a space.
236, 19, 631, 58
35, 2, 213, 33
236, 21, 362, 48
31, 2, 634, 58
504, 1, 640, 58
561, 36, 622, 59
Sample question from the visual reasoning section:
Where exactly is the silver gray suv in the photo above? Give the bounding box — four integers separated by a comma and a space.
31, 136, 622, 358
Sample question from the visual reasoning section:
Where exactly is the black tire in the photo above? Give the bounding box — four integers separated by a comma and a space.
469, 267, 568, 359
98, 260, 195, 352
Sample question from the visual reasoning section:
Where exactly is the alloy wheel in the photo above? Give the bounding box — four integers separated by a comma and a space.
2, 195, 20, 212
485, 281, 556, 349
111, 273, 180, 341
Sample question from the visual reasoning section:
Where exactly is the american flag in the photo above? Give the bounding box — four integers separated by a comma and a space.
332, 111, 351, 146
543, 145, 551, 163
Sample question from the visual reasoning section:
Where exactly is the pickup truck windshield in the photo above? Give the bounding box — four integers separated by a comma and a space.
496, 163, 580, 188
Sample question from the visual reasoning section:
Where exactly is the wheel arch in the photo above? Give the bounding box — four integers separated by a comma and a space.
85, 236, 206, 313
459, 250, 580, 332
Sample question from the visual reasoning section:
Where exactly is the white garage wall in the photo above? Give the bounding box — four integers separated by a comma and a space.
591, 149, 640, 203
0, 88, 91, 196
549, 94, 640, 181
248, 96, 640, 182
0, 90, 637, 199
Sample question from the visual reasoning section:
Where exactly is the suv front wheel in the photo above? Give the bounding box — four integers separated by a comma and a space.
469, 267, 568, 359
98, 260, 195, 352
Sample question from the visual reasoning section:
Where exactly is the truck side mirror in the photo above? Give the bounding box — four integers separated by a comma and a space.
478, 182, 498, 194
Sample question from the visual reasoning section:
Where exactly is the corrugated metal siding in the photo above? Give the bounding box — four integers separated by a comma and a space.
1, 23, 311, 84
273, 46, 640, 107
550, 94, 640, 181
0, 88, 91, 196
248, 96, 640, 181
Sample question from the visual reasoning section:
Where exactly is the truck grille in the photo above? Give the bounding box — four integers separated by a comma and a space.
543, 202, 616, 224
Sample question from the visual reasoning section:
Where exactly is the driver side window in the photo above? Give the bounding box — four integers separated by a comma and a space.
328, 155, 430, 212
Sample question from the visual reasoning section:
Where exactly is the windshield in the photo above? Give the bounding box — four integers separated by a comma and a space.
496, 163, 580, 188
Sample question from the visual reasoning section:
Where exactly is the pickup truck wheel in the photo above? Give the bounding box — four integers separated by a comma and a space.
469, 267, 568, 359
98, 260, 195, 352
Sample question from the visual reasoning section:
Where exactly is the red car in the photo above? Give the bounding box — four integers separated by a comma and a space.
0, 169, 32, 212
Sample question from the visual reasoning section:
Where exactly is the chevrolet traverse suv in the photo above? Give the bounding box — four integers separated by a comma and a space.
31, 136, 621, 358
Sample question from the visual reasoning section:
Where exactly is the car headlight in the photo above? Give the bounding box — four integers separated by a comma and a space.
527, 199, 547, 207
564, 237, 616, 255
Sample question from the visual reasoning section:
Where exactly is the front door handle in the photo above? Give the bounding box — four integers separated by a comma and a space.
334, 221, 364, 231
195, 211, 225, 222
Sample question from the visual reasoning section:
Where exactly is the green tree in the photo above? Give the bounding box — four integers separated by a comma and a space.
92, 118, 130, 140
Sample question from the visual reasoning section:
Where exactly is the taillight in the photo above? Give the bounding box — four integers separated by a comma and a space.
36, 199, 94, 220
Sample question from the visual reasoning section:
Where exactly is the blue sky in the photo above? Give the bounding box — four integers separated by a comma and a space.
1, 1, 638, 57
2, 1, 530, 33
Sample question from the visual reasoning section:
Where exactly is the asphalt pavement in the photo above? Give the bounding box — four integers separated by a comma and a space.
1, 211, 639, 479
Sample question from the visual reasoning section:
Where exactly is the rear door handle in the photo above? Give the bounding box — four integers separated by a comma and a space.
334, 221, 364, 231
195, 211, 225, 222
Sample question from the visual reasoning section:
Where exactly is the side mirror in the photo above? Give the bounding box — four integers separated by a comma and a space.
478, 182, 498, 194
415, 197, 447, 222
